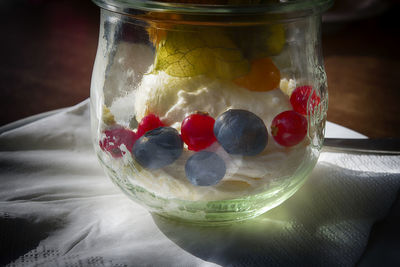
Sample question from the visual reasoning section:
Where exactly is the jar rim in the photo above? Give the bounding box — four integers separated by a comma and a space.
93, 0, 334, 16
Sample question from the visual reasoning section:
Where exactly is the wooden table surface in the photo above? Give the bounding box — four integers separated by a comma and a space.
1, 0, 399, 138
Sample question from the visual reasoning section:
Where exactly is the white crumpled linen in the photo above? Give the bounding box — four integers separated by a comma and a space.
0, 100, 399, 267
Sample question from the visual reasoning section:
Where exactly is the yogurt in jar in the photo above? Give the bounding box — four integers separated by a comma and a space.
102, 69, 308, 201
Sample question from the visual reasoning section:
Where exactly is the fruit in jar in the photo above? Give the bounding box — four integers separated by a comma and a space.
185, 151, 226, 186
154, 28, 249, 79
279, 78, 296, 96
99, 127, 138, 158
181, 112, 216, 151
264, 24, 286, 56
102, 105, 116, 126
146, 13, 181, 46
233, 24, 285, 60
214, 109, 268, 156
233, 57, 280, 92
271, 110, 307, 147
147, 26, 168, 46
137, 114, 165, 137
133, 127, 183, 169
290, 85, 321, 115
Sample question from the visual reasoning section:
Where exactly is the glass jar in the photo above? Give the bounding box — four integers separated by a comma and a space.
91, 0, 332, 224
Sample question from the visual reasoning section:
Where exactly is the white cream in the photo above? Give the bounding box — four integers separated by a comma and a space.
134, 72, 292, 131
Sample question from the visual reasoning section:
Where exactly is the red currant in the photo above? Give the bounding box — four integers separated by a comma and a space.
290, 85, 321, 115
137, 114, 164, 137
99, 127, 138, 158
271, 110, 307, 147
181, 112, 216, 151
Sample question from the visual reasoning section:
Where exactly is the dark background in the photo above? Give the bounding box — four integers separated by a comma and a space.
0, 0, 399, 138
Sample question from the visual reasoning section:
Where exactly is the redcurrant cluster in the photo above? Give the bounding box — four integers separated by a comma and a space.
271, 85, 320, 147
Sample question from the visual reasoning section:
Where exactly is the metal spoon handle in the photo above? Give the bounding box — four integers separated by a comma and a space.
323, 138, 400, 154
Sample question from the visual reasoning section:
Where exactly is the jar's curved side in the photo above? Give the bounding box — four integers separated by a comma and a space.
314, 14, 328, 148
97, 145, 319, 224
90, 10, 108, 148
90, 9, 156, 139
305, 14, 328, 149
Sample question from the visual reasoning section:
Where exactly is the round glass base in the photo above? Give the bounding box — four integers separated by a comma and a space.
99, 154, 316, 225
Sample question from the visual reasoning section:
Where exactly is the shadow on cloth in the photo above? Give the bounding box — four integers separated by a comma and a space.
0, 216, 62, 266
152, 162, 400, 267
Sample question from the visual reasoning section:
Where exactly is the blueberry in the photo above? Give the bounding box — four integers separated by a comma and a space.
213, 109, 268, 156
185, 151, 226, 186
133, 127, 183, 169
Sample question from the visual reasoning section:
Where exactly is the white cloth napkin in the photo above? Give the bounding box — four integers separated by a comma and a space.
1, 100, 399, 267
